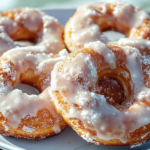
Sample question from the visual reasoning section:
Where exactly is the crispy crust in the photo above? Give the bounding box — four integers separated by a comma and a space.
0, 110, 67, 139
0, 57, 67, 139
51, 45, 150, 145
64, 2, 150, 52
0, 8, 65, 54
0, 8, 67, 139
1, 9, 42, 42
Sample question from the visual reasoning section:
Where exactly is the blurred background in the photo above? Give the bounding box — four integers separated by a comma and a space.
0, 0, 150, 12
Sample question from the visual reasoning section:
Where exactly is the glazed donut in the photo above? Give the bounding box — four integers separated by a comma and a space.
109, 38, 150, 56
50, 41, 150, 146
0, 47, 68, 139
0, 7, 65, 56
64, 1, 150, 52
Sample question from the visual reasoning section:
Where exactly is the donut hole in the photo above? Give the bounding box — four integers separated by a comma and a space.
13, 32, 38, 47
14, 41, 34, 47
15, 83, 39, 95
9, 28, 40, 48
102, 30, 125, 41
95, 77, 125, 106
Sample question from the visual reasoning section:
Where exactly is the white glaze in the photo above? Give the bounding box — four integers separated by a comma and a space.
50, 41, 150, 143
0, 17, 18, 35
37, 15, 65, 54
15, 8, 43, 32
0, 48, 68, 132
113, 2, 149, 28
0, 8, 65, 56
84, 41, 116, 69
110, 38, 150, 55
0, 32, 15, 56
67, 2, 149, 51
68, 4, 109, 51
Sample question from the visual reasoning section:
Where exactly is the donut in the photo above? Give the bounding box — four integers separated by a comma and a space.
0, 7, 65, 56
109, 38, 150, 56
0, 47, 68, 139
64, 1, 150, 52
50, 41, 150, 146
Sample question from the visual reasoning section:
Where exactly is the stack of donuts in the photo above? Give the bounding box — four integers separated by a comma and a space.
0, 1, 150, 147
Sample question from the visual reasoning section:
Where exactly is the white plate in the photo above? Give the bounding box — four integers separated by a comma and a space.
0, 9, 150, 150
